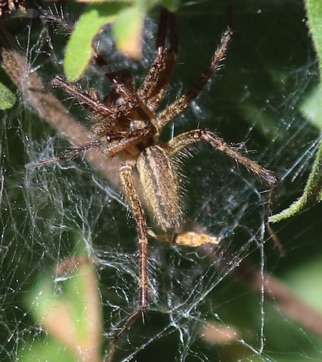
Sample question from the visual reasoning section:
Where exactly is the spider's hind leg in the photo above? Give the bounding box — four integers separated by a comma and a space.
167, 129, 279, 246
107, 162, 150, 361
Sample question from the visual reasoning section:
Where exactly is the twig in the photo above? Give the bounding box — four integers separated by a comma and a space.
0, 22, 120, 186
203, 244, 322, 338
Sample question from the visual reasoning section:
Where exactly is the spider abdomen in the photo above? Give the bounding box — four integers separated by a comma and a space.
136, 145, 183, 233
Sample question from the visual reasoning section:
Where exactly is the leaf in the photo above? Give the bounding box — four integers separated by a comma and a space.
64, 2, 126, 82
112, 6, 144, 59
269, 136, 322, 223
269, 0, 322, 223
161, 0, 178, 12
18, 338, 75, 362
0, 81, 16, 110
305, 0, 322, 77
64, 1, 179, 81
23, 238, 102, 361
300, 86, 322, 129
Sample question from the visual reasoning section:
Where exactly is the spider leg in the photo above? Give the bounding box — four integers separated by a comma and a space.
120, 163, 149, 309
27, 125, 154, 168
92, 49, 138, 109
107, 163, 149, 361
99, 126, 155, 156
51, 76, 124, 123
26, 140, 101, 168
148, 11, 178, 111
168, 129, 277, 186
157, 27, 232, 129
137, 9, 168, 100
167, 129, 278, 233
138, 9, 178, 111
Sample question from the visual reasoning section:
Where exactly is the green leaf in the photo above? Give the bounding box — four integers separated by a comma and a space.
64, 1, 179, 81
269, 136, 322, 223
300, 86, 322, 129
305, 0, 322, 77
0, 81, 16, 110
269, 0, 322, 223
160, 0, 178, 12
285, 254, 322, 313
64, 2, 126, 82
18, 338, 75, 362
112, 6, 145, 59
23, 237, 102, 360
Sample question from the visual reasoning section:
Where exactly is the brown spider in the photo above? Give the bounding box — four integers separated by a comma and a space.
29, 8, 277, 359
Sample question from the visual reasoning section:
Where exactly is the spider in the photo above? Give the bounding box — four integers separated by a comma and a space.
30, 8, 277, 359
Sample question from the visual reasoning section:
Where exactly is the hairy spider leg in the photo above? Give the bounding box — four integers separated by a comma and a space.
92, 49, 139, 110
28, 126, 155, 168
120, 163, 149, 308
52, 50, 140, 130
167, 129, 278, 230
137, 8, 169, 101
100, 127, 154, 156
149, 11, 178, 111
51, 76, 124, 127
168, 130, 277, 186
26, 140, 101, 168
138, 9, 178, 111
157, 27, 233, 129
106, 163, 150, 362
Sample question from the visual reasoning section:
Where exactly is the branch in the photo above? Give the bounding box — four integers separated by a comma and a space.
0, 23, 120, 186
203, 244, 322, 338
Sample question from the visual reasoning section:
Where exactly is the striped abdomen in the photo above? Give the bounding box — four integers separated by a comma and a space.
136, 145, 183, 232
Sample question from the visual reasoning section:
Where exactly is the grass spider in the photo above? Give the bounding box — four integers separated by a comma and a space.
29, 8, 278, 359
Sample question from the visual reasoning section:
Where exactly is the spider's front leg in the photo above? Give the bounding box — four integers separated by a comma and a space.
107, 162, 149, 361
138, 8, 178, 110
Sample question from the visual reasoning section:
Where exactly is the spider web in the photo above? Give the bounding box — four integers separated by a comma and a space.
1, 1, 322, 361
